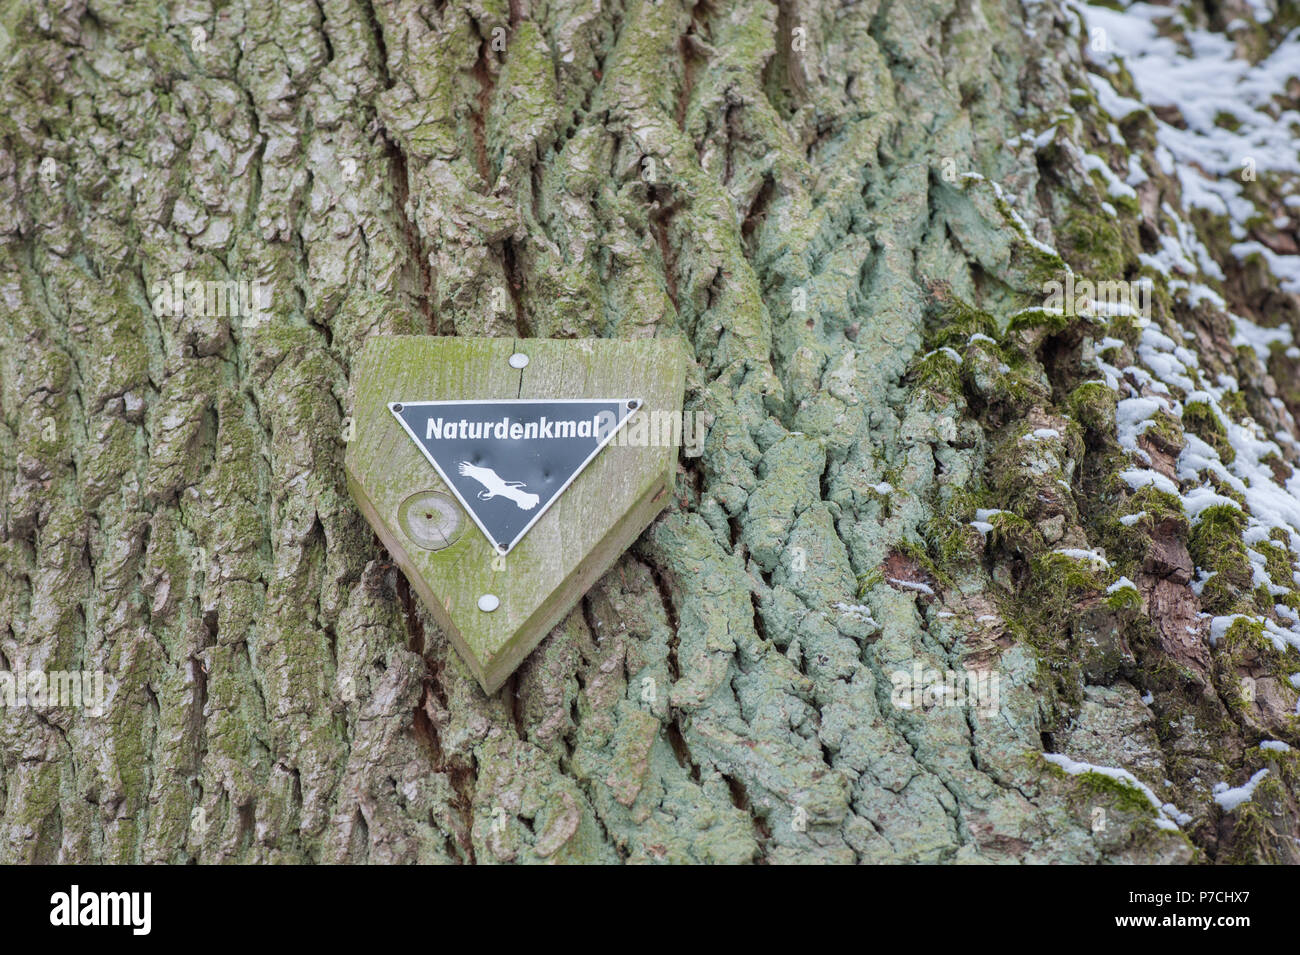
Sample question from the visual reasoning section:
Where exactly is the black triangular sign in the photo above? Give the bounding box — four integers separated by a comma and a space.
389, 398, 640, 554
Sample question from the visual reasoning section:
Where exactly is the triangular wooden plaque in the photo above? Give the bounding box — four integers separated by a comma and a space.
345, 337, 686, 693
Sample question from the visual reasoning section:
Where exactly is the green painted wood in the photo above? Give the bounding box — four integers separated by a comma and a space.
345, 336, 686, 693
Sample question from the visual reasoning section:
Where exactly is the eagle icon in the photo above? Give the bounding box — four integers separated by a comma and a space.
457, 461, 540, 511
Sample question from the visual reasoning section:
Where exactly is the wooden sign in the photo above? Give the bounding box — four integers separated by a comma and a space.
345, 337, 686, 693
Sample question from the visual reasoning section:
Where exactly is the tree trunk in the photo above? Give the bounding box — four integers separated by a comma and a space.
1, 0, 1298, 863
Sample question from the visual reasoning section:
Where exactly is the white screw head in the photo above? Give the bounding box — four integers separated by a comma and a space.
478, 594, 500, 612
508, 353, 529, 369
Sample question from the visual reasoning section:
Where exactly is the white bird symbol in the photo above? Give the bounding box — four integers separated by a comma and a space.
457, 461, 540, 510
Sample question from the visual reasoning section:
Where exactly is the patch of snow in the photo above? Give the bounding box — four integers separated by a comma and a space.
1054, 548, 1111, 569
1213, 769, 1270, 812
888, 578, 935, 596
1044, 753, 1188, 829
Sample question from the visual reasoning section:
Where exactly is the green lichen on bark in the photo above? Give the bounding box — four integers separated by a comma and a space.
0, 0, 1297, 863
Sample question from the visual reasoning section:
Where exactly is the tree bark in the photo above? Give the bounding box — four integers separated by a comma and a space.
1, 0, 1298, 863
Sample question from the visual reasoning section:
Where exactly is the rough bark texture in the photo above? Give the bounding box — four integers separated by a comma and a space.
1, 0, 1298, 863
